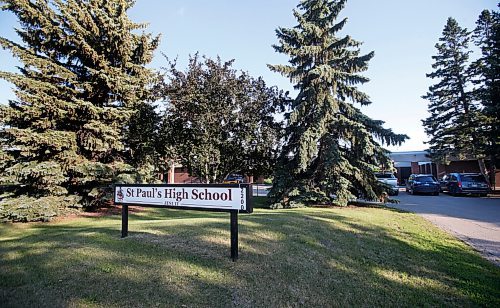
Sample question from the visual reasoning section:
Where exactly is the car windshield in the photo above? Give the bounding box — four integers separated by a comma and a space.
375, 173, 394, 178
462, 175, 486, 183
416, 176, 436, 182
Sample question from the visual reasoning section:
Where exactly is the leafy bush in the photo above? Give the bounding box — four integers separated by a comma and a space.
263, 178, 273, 185
0, 195, 82, 222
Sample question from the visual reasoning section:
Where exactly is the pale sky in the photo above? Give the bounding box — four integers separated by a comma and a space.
0, 0, 497, 152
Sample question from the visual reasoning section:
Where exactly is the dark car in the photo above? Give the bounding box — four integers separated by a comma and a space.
441, 173, 490, 196
223, 174, 244, 184
439, 174, 450, 192
406, 174, 440, 195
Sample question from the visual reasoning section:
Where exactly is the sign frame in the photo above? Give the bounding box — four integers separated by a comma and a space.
114, 183, 252, 213
113, 183, 252, 261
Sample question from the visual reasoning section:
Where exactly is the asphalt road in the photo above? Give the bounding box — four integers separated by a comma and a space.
252, 184, 271, 197
390, 190, 500, 266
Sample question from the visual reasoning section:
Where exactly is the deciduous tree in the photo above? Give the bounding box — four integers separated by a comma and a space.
158, 55, 286, 183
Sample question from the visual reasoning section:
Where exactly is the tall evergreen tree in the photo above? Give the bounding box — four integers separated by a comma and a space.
422, 18, 483, 164
268, 0, 407, 207
471, 6, 500, 186
158, 55, 286, 184
0, 0, 159, 221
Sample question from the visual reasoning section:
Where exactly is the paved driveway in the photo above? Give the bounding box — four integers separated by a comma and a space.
390, 191, 500, 265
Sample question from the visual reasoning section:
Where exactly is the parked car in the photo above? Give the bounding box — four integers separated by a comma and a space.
439, 174, 450, 192
223, 174, 244, 184
406, 174, 440, 195
375, 172, 399, 196
440, 173, 490, 196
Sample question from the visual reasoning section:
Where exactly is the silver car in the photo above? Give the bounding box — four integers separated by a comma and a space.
375, 173, 399, 196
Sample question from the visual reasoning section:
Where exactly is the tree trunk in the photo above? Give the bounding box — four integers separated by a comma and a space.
205, 163, 209, 184
478, 158, 490, 186
489, 156, 497, 191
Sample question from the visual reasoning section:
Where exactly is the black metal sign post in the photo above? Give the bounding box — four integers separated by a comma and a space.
121, 204, 128, 238
115, 184, 252, 261
230, 210, 238, 261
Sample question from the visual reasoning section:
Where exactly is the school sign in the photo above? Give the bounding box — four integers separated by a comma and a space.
115, 184, 250, 212
114, 184, 252, 261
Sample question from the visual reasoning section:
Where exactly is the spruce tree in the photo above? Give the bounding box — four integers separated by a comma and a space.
268, 0, 407, 207
472, 6, 500, 186
422, 18, 482, 164
0, 0, 159, 221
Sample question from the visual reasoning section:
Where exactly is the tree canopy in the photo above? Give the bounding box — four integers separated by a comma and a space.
471, 6, 500, 185
422, 17, 483, 164
268, 0, 407, 207
157, 54, 287, 183
0, 0, 159, 221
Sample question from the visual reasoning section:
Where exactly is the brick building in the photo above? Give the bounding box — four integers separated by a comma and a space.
389, 151, 434, 185
389, 151, 499, 189
161, 162, 262, 184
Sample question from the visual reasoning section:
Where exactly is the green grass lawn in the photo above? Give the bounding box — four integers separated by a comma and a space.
1, 198, 499, 307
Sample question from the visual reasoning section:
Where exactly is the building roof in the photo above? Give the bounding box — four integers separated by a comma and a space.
389, 151, 431, 163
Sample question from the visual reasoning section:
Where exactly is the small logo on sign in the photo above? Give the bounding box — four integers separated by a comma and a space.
117, 187, 124, 201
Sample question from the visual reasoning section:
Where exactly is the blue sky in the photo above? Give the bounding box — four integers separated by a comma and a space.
0, 0, 497, 151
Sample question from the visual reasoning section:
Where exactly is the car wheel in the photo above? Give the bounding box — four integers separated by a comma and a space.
434, 192, 439, 196
394, 190, 399, 196
480, 193, 487, 197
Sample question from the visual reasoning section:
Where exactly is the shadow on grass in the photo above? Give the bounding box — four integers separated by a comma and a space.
0, 207, 499, 307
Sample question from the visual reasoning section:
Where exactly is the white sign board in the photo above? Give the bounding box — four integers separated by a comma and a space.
114, 184, 251, 212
